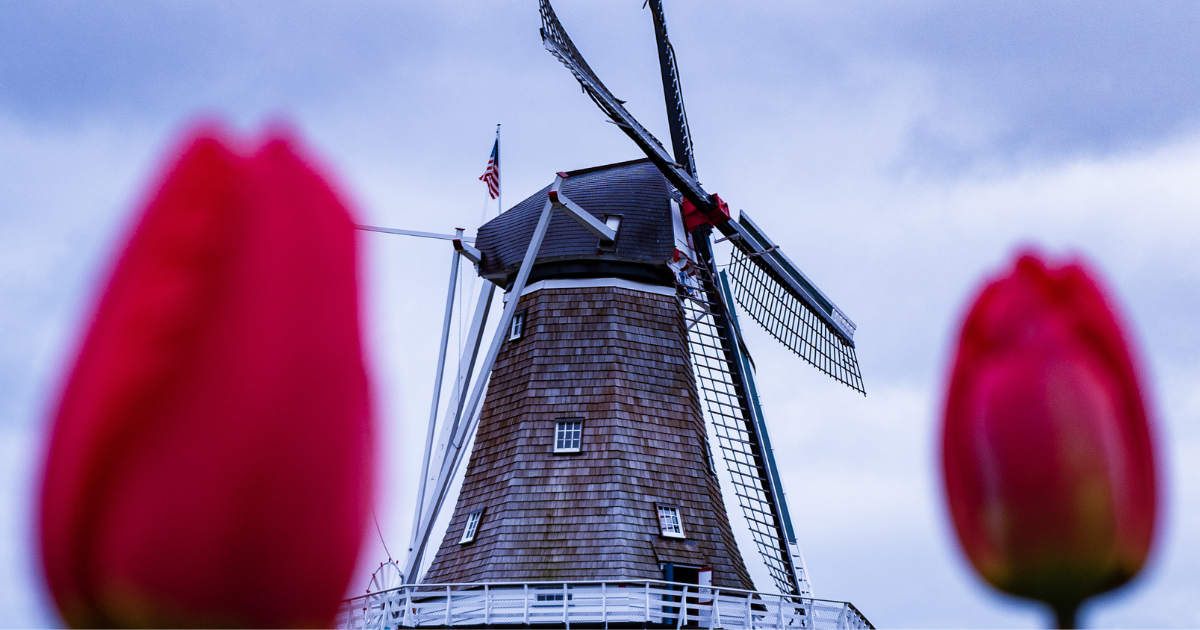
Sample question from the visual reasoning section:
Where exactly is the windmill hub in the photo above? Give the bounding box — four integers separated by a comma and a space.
680, 193, 731, 232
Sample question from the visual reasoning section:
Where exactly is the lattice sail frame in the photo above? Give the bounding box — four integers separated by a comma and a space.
728, 246, 865, 394
539, 0, 713, 212
676, 260, 811, 597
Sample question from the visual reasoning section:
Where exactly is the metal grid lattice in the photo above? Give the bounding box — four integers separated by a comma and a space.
677, 264, 796, 597
728, 247, 865, 394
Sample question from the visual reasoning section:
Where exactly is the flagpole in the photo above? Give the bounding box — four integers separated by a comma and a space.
495, 124, 502, 214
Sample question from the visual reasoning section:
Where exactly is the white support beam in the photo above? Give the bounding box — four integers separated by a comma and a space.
452, 238, 483, 265
444, 284, 495, 443
406, 233, 462, 570
548, 190, 617, 242
403, 175, 566, 582
355, 224, 475, 242
405, 281, 493, 569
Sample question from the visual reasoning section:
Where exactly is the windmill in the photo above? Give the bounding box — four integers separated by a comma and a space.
339, 2, 869, 628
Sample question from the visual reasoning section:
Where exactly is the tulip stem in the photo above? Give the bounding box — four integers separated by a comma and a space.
1053, 601, 1079, 629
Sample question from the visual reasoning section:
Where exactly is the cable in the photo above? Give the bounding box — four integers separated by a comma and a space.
372, 509, 392, 560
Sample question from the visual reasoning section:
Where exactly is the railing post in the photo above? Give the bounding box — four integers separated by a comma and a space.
838, 602, 849, 629
445, 585, 451, 627
776, 594, 783, 630
744, 591, 751, 629
645, 582, 650, 623
524, 583, 529, 626
562, 583, 568, 628
710, 589, 721, 630
601, 582, 607, 625
676, 585, 686, 630
403, 587, 412, 628
484, 584, 490, 626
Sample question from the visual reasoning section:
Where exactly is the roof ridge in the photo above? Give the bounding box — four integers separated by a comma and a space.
564, 157, 653, 177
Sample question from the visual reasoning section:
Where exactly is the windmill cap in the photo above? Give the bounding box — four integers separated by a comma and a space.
474, 159, 677, 288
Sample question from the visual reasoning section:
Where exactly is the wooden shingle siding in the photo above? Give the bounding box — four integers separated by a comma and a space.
423, 286, 753, 590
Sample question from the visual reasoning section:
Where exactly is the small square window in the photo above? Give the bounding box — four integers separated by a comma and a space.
459, 509, 483, 544
657, 505, 685, 538
509, 312, 525, 341
535, 591, 572, 603
554, 420, 582, 453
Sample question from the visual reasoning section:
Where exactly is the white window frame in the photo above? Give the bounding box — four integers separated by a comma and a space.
554, 419, 583, 453
509, 311, 525, 341
459, 509, 483, 544
657, 505, 685, 539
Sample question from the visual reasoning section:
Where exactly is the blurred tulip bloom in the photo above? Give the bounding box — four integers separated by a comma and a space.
942, 252, 1157, 628
39, 128, 374, 627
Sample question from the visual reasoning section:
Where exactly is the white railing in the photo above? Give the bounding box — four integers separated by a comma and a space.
335, 580, 871, 629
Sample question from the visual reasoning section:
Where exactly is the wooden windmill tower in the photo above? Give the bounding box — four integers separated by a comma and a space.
342, 2, 870, 628
422, 158, 755, 591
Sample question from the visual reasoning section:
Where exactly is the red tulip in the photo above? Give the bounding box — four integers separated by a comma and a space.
942, 252, 1157, 627
39, 128, 373, 628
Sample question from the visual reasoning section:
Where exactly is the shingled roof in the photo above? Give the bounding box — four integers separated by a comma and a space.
475, 159, 677, 285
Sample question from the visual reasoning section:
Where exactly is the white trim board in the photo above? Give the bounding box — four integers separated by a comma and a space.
519, 277, 676, 298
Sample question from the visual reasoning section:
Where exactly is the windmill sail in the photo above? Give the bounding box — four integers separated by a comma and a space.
539, 0, 710, 211
726, 213, 865, 394
647, 0, 698, 178
540, 0, 864, 395
677, 253, 812, 597
540, 0, 869, 597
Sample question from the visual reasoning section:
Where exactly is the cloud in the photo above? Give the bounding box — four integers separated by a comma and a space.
0, 427, 59, 628
662, 1, 1200, 169
730, 129, 1200, 626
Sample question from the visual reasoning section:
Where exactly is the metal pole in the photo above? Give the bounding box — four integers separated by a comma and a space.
404, 176, 565, 581
407, 233, 462, 565
355, 224, 474, 242
496, 124, 503, 215
403, 282, 492, 580
444, 283, 495, 447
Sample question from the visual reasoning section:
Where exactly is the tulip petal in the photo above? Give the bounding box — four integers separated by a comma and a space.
942, 251, 1157, 611
40, 128, 373, 628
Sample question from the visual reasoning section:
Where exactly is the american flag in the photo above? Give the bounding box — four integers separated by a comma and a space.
478, 136, 500, 199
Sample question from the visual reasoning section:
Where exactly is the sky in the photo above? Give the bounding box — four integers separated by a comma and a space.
3, 1, 1200, 627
